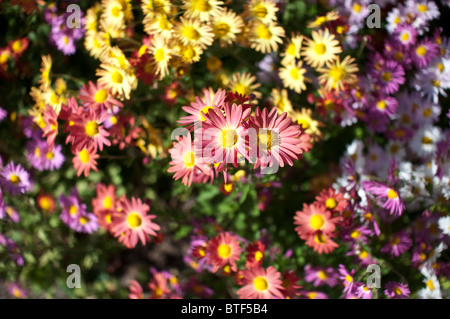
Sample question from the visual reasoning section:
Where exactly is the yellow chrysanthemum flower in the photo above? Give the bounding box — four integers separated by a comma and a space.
307, 11, 339, 29
55, 78, 67, 95
212, 9, 244, 47
85, 30, 111, 59
245, 0, 278, 24
248, 20, 285, 54
174, 17, 214, 50
269, 88, 293, 114
176, 43, 203, 64
141, 0, 173, 16
38, 54, 52, 90
85, 3, 102, 32
227, 72, 262, 100
281, 33, 304, 65
288, 108, 322, 142
101, 0, 127, 30
149, 35, 173, 78
42, 88, 65, 114
143, 13, 175, 39
301, 28, 342, 69
96, 63, 134, 100
182, 0, 224, 22
279, 61, 308, 93
318, 56, 359, 92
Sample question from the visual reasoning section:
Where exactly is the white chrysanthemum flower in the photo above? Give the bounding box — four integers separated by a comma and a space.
438, 216, 450, 236
410, 125, 441, 158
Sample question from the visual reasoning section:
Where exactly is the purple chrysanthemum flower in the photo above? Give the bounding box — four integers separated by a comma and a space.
72, 212, 99, 234
373, 60, 405, 95
381, 230, 412, 257
383, 39, 413, 69
48, 11, 85, 56
371, 95, 398, 117
304, 265, 338, 287
26, 139, 48, 171
0, 162, 33, 195
362, 181, 405, 216
59, 189, 88, 228
366, 110, 389, 133
354, 282, 373, 299
4, 205, 20, 223
0, 107, 7, 123
412, 39, 440, 68
42, 143, 65, 171
342, 225, 374, 244
0, 234, 24, 266
7, 283, 27, 299
384, 281, 411, 299
338, 264, 356, 295
393, 23, 418, 48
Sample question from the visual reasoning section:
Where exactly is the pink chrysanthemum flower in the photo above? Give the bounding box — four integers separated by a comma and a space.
198, 102, 251, 170
412, 39, 440, 68
67, 107, 111, 152
294, 203, 339, 240
167, 133, 211, 187
72, 147, 99, 177
78, 81, 124, 110
384, 281, 410, 299
111, 197, 160, 249
42, 105, 59, 151
245, 240, 265, 268
7, 283, 27, 299
362, 181, 405, 216
248, 107, 312, 169
205, 231, 242, 273
304, 231, 339, 254
315, 187, 348, 214
92, 183, 116, 230
354, 282, 373, 299
237, 266, 285, 299
338, 264, 356, 295
373, 60, 405, 95
178, 88, 227, 130
129, 280, 144, 299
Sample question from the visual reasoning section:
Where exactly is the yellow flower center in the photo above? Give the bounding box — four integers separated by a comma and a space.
46, 151, 54, 160
423, 108, 432, 117
401, 32, 410, 42
223, 183, 233, 193
79, 216, 89, 225
154, 48, 165, 62
79, 149, 90, 164
318, 270, 327, 280
437, 63, 444, 73
253, 276, 269, 291
105, 213, 112, 224
310, 214, 325, 230
221, 129, 238, 148
12, 40, 23, 53
111, 71, 123, 84
286, 43, 297, 56
50, 93, 60, 105
345, 275, 353, 283
9, 174, 20, 185
94, 89, 109, 103
254, 4, 268, 18
422, 136, 433, 145
215, 22, 230, 37
315, 16, 327, 26
382, 72, 392, 82
297, 119, 310, 130
393, 287, 402, 295
233, 83, 250, 96
391, 237, 400, 245
325, 198, 337, 209
183, 26, 200, 41
183, 46, 196, 61
258, 130, 273, 151
377, 100, 387, 110
290, 67, 300, 80
69, 205, 78, 217
416, 46, 427, 57
426, 279, 434, 291
183, 151, 195, 168
329, 66, 346, 81
256, 24, 272, 40
418, 4, 428, 12
387, 188, 398, 199
314, 43, 327, 55
39, 197, 51, 210
217, 244, 232, 258
359, 250, 368, 259
111, 6, 121, 18
199, 106, 213, 121
13, 288, 22, 298
351, 230, 361, 239
353, 3, 362, 13
254, 251, 263, 261
85, 121, 99, 137
103, 196, 113, 209
192, 0, 211, 12
314, 233, 326, 244
127, 212, 142, 228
